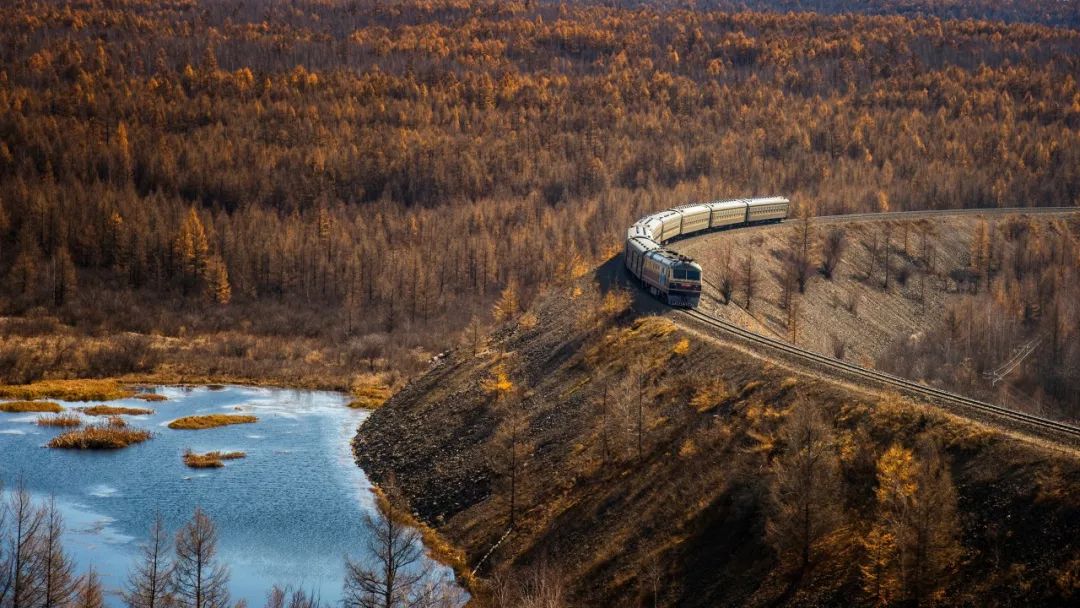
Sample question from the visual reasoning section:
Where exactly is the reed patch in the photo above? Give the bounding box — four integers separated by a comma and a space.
48, 423, 152, 449
36, 413, 82, 427
78, 405, 155, 416
168, 414, 258, 430
1, 400, 63, 413
182, 449, 247, 468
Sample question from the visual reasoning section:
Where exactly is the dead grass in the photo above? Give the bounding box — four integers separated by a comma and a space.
1, 399, 62, 414
349, 378, 393, 409
183, 449, 247, 468
168, 414, 258, 430
48, 423, 152, 449
134, 393, 168, 402
78, 405, 155, 416
36, 413, 82, 427
1, 400, 63, 413
0, 379, 134, 402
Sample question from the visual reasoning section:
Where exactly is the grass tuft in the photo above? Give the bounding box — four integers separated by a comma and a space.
134, 393, 168, 402
0, 379, 134, 402
168, 414, 258, 430
36, 413, 82, 427
348, 381, 392, 409
78, 405, 155, 416
48, 423, 152, 449
1, 400, 63, 413
182, 449, 247, 468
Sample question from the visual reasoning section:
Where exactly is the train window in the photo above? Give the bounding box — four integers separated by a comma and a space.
687, 270, 701, 281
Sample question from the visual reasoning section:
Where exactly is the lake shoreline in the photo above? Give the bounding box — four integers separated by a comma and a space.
2, 383, 463, 606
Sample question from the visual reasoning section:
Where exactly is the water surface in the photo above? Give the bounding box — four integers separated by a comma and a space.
0, 385, 456, 606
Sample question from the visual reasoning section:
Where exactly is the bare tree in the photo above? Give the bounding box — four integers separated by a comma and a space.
39, 499, 77, 608
6, 481, 45, 608
492, 407, 528, 529
265, 585, 320, 608
173, 508, 230, 608
123, 514, 174, 608
740, 250, 758, 311
820, 228, 847, 280
790, 217, 814, 293
767, 400, 844, 578
343, 485, 427, 608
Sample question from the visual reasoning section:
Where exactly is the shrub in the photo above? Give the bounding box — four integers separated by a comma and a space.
78, 405, 154, 416
168, 414, 258, 430
36, 413, 82, 427
48, 424, 152, 449
1, 400, 63, 413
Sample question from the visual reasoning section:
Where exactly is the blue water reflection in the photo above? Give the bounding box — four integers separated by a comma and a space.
0, 385, 457, 606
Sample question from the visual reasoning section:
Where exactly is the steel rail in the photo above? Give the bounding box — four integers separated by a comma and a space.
675, 307, 1080, 445
806, 206, 1076, 223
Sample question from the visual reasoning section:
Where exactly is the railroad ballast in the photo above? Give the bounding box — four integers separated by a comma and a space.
625, 197, 790, 307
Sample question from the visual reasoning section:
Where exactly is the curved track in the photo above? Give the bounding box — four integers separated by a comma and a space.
662, 207, 1080, 448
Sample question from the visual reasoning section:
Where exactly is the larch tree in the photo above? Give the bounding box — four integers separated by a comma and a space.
493, 280, 520, 324
206, 255, 232, 305
123, 514, 174, 608
7, 481, 45, 608
342, 479, 426, 608
51, 245, 78, 307
767, 400, 844, 578
906, 440, 962, 606
173, 508, 230, 608
74, 568, 104, 608
39, 499, 78, 608
484, 357, 524, 528
861, 441, 961, 605
177, 208, 210, 294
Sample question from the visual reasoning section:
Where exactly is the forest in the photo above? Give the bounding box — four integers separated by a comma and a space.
0, 0, 1078, 388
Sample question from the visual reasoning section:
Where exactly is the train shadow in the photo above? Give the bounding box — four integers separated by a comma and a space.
592, 254, 670, 316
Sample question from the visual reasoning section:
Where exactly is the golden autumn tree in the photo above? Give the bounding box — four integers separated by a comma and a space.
492, 280, 520, 323
176, 208, 210, 294
205, 255, 231, 305
862, 441, 961, 605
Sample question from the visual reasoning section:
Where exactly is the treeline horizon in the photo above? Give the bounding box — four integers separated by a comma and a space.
1, 0, 1078, 383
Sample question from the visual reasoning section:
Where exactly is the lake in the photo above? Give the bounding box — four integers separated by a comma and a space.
0, 385, 459, 606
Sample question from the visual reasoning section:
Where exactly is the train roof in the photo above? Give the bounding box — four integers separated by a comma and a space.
644, 246, 700, 268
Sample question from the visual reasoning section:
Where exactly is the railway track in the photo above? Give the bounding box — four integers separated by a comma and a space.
806, 206, 1077, 223
662, 206, 1080, 447
676, 307, 1080, 448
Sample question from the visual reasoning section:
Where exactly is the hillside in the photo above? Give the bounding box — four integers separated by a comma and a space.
354, 267, 1080, 606
675, 211, 1080, 422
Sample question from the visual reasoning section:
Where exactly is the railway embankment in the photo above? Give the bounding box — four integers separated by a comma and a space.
354, 266, 1080, 606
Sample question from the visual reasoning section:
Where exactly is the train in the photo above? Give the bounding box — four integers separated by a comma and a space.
624, 196, 790, 307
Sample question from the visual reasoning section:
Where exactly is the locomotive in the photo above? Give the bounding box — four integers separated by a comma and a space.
625, 197, 790, 307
